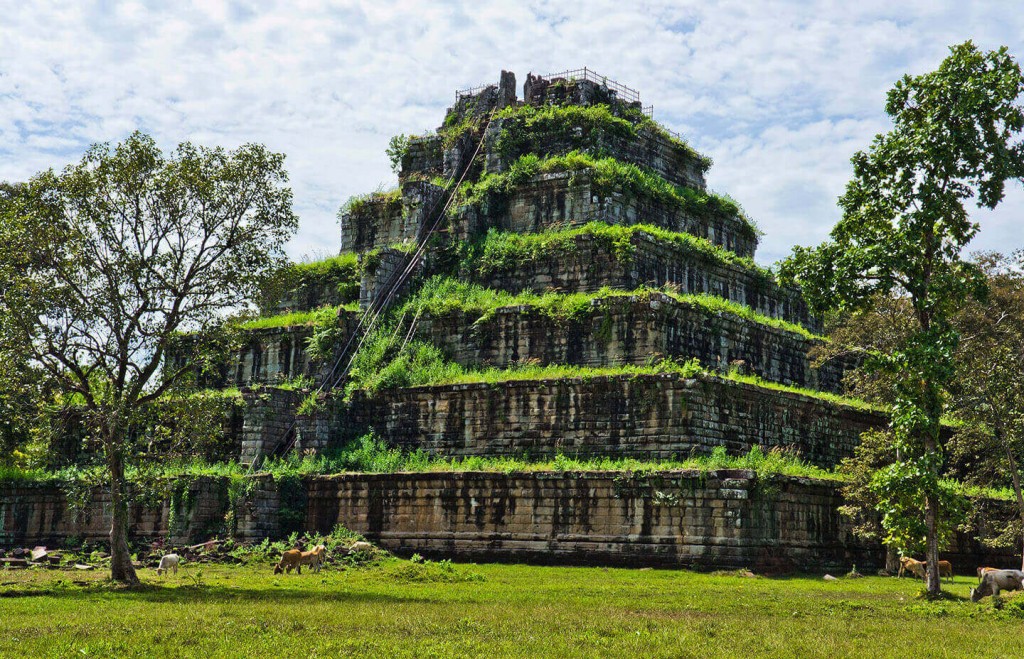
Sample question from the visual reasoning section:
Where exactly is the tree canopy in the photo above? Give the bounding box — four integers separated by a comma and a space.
0, 132, 298, 582
782, 41, 1024, 595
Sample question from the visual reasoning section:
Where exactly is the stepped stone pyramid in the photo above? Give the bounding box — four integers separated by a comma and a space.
227, 68, 873, 469
191, 69, 898, 570
35, 69, 1020, 572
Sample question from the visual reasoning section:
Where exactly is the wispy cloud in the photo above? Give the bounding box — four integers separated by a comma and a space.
1, 0, 1022, 264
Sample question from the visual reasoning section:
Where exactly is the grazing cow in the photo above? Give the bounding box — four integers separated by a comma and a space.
310, 544, 327, 573
155, 553, 179, 576
899, 557, 953, 582
970, 570, 1024, 602
978, 566, 1000, 581
899, 557, 926, 579
273, 548, 322, 575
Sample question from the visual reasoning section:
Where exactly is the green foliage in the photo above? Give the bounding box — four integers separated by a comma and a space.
386, 134, 410, 175
461, 222, 768, 281
259, 252, 361, 313
238, 304, 351, 331
781, 42, 1024, 592
339, 188, 402, 217
493, 102, 710, 169
461, 151, 757, 239
4, 564, 1024, 656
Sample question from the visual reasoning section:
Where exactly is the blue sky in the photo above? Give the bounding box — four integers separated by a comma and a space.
1, 1, 1022, 265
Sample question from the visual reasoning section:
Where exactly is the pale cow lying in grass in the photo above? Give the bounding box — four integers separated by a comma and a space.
970, 569, 1024, 602
273, 547, 325, 575
155, 553, 179, 576
347, 541, 374, 556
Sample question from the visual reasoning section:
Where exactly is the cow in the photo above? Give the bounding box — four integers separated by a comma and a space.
970, 570, 1024, 602
977, 566, 1000, 581
938, 560, 954, 583
898, 556, 926, 579
155, 553, 179, 576
273, 548, 322, 575
347, 541, 374, 556
310, 544, 327, 573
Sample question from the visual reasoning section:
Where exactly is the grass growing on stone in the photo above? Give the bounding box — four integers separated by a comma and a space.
461, 151, 759, 239
3, 561, 1024, 657
494, 101, 711, 168
462, 221, 770, 280
238, 303, 356, 331
398, 276, 818, 339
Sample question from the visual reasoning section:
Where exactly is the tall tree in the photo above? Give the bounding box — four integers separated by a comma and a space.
0, 132, 297, 583
781, 42, 1024, 595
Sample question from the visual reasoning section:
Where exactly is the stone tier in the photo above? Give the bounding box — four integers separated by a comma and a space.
336, 373, 883, 469
481, 116, 707, 191
415, 293, 844, 392
339, 180, 445, 253
5, 472, 1015, 574
464, 229, 816, 331
461, 171, 758, 259
306, 470, 880, 572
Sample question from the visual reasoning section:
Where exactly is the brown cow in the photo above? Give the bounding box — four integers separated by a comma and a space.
898, 557, 926, 579
273, 548, 322, 575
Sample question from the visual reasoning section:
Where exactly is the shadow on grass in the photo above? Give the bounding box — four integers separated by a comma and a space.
0, 581, 427, 605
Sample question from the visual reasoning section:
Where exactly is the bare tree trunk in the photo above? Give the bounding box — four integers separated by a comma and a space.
107, 446, 139, 585
924, 493, 941, 595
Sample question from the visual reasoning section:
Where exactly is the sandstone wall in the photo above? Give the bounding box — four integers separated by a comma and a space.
415, 293, 839, 391
0, 477, 230, 547
462, 171, 757, 259
465, 231, 817, 331
483, 118, 707, 191
341, 373, 883, 469
3, 471, 1015, 574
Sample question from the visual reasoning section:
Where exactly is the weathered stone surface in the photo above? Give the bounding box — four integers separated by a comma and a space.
0, 478, 231, 547
239, 388, 303, 467
414, 292, 844, 391
483, 116, 707, 191
340, 373, 882, 468
464, 229, 817, 331
460, 171, 757, 259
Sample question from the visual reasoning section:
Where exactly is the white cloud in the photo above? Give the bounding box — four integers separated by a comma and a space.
1, 0, 1022, 264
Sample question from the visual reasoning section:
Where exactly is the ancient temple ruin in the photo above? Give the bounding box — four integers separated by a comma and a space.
4, 69, 1012, 571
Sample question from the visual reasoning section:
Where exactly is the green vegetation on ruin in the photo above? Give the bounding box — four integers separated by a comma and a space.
237, 303, 357, 331
3, 563, 1024, 657
0, 443, 837, 486
459, 151, 760, 239
396, 276, 818, 339
462, 221, 770, 280
339, 188, 402, 217
494, 101, 711, 169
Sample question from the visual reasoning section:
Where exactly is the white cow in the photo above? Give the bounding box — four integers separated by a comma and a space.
155, 553, 180, 576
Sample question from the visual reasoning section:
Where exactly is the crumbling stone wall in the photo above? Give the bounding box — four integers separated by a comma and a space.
298, 470, 916, 572
0, 478, 230, 547
483, 118, 707, 191
341, 373, 883, 469
414, 293, 841, 391
465, 230, 816, 331
239, 388, 303, 466
461, 171, 757, 259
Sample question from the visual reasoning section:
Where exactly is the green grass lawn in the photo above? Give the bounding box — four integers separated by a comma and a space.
2, 560, 1022, 658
